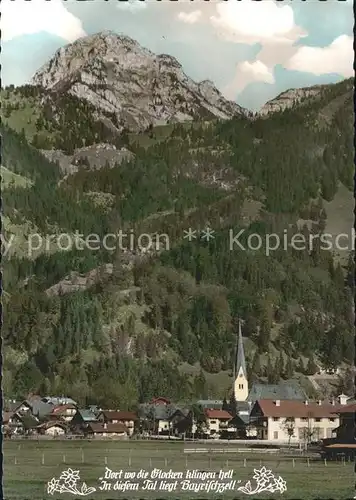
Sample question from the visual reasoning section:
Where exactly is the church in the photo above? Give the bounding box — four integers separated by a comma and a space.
233, 321, 249, 402
233, 321, 306, 403
198, 321, 307, 422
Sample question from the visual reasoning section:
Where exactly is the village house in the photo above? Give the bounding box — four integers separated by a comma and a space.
328, 401, 356, 443
168, 408, 191, 436
70, 408, 100, 434
37, 421, 68, 436
97, 411, 138, 436
3, 412, 40, 436
49, 404, 77, 423
41, 396, 77, 405
9, 395, 76, 422
84, 422, 129, 439
150, 397, 171, 406
204, 409, 234, 438
250, 399, 344, 444
316, 364, 341, 376
139, 402, 181, 435
227, 413, 250, 439
320, 402, 356, 459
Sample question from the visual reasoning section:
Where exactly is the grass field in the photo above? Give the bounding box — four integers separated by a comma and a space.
3, 440, 354, 499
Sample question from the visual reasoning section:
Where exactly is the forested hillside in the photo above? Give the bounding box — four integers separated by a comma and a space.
2, 77, 354, 408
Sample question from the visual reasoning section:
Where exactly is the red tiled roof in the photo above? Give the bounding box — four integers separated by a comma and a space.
335, 404, 356, 414
150, 397, 171, 405
50, 404, 76, 414
205, 409, 232, 419
254, 400, 343, 418
100, 411, 138, 421
87, 423, 128, 434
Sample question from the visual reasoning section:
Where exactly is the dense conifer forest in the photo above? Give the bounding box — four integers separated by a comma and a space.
2, 78, 354, 407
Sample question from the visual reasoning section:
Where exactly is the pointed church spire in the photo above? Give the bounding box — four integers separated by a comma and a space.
236, 320, 247, 378
233, 319, 249, 402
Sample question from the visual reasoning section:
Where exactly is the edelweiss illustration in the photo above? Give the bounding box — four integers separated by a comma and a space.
237, 466, 287, 495
47, 468, 96, 496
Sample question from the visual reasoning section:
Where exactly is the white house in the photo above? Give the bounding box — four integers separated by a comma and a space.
204, 409, 234, 437
250, 399, 345, 444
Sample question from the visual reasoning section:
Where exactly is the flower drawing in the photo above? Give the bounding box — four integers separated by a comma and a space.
47, 468, 96, 496
47, 478, 61, 495
237, 467, 287, 495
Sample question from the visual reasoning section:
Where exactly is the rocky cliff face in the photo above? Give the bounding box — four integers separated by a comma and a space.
32, 31, 246, 132
259, 86, 324, 115
40, 143, 134, 175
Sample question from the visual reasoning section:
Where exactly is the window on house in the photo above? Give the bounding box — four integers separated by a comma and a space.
210, 420, 217, 424
329, 418, 335, 422
315, 418, 321, 422
273, 431, 278, 439
273, 417, 279, 422
326, 428, 334, 438
238, 384, 244, 389
300, 417, 308, 421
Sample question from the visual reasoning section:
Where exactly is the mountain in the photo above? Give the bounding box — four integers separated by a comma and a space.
260, 86, 325, 115
31, 31, 247, 133
260, 80, 353, 116
1, 40, 354, 407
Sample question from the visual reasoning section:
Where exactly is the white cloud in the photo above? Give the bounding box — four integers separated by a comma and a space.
286, 35, 353, 77
213, 1, 352, 97
1, 0, 86, 43
178, 10, 202, 24
210, 1, 305, 45
209, 0, 307, 96
239, 61, 275, 83
223, 60, 274, 99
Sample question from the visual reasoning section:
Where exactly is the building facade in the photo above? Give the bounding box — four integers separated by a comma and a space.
250, 399, 344, 443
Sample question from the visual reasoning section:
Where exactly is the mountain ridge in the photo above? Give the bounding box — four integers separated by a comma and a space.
1, 34, 353, 406
31, 31, 247, 133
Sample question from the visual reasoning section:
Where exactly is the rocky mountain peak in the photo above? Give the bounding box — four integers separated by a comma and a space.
259, 86, 324, 115
31, 31, 247, 132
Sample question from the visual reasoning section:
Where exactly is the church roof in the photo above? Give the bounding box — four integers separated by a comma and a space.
236, 401, 251, 412
197, 400, 223, 409
248, 381, 307, 402
235, 321, 247, 378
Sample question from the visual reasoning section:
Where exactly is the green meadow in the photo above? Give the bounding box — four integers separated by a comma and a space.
3, 440, 354, 499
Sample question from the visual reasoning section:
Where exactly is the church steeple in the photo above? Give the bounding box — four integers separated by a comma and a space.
233, 320, 249, 402
236, 321, 247, 378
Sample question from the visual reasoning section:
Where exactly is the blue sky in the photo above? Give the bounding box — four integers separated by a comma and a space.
1, 0, 353, 110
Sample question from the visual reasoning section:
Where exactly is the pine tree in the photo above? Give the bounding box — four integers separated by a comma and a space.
251, 350, 261, 378
258, 315, 270, 353
229, 392, 237, 416
266, 356, 274, 383
222, 397, 229, 412
297, 358, 306, 374
278, 351, 285, 379
285, 357, 294, 379
306, 357, 318, 376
